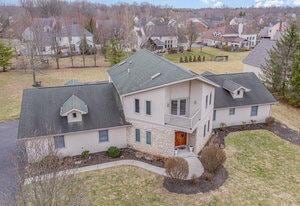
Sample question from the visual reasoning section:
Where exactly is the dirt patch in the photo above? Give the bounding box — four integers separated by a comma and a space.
212, 122, 300, 146
163, 166, 228, 194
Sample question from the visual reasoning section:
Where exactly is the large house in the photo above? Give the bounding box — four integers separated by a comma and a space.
203, 23, 257, 50
18, 49, 276, 161
22, 18, 94, 55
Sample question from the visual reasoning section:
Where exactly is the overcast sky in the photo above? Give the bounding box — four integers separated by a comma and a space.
1, 0, 300, 8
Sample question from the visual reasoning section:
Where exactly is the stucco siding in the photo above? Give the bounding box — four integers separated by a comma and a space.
59, 127, 127, 156
122, 87, 166, 125
213, 104, 271, 128
25, 127, 127, 162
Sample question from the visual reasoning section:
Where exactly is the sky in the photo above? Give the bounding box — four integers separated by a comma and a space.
1, 0, 300, 8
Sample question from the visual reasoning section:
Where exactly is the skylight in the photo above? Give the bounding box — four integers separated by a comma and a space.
151, 73, 161, 80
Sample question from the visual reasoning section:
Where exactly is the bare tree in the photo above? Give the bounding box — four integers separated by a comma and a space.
35, 0, 62, 17
16, 138, 89, 206
50, 18, 61, 69
186, 21, 198, 51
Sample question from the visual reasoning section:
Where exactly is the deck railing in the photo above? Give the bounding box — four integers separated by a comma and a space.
164, 109, 201, 130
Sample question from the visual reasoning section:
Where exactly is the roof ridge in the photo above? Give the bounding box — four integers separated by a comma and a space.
205, 72, 254, 76
25, 81, 110, 90
141, 49, 195, 76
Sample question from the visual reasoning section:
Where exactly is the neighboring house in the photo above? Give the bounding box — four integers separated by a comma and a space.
243, 39, 277, 78
202, 23, 257, 50
259, 21, 288, 40
243, 22, 287, 78
143, 25, 178, 52
22, 18, 94, 55
18, 49, 276, 162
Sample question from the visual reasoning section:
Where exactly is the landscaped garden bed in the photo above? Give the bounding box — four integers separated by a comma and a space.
163, 166, 228, 194
211, 121, 300, 146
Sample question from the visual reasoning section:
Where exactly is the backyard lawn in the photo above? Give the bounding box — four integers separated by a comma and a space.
165, 47, 250, 74
0, 68, 108, 122
81, 130, 300, 206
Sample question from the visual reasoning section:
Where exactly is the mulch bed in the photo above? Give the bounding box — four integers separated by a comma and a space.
211, 122, 300, 146
163, 166, 228, 194
68, 148, 165, 169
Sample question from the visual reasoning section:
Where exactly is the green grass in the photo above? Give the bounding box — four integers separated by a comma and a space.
164, 48, 215, 63
165, 47, 250, 74
80, 130, 300, 205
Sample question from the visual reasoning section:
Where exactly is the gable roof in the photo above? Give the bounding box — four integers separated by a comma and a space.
145, 25, 177, 37
18, 82, 129, 139
60, 95, 88, 116
223, 79, 249, 93
243, 39, 276, 68
107, 49, 217, 96
60, 24, 92, 37
202, 72, 277, 108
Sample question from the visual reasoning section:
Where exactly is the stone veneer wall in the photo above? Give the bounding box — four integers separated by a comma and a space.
126, 120, 175, 157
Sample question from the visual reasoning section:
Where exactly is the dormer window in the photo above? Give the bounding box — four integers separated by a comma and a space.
60, 95, 88, 123
223, 79, 250, 99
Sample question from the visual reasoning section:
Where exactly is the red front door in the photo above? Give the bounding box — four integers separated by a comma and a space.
175, 131, 187, 147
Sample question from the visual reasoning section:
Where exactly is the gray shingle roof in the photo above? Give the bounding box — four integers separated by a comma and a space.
60, 24, 93, 37
202, 72, 277, 108
18, 82, 129, 139
107, 49, 197, 95
223, 79, 246, 92
243, 39, 276, 68
60, 95, 88, 116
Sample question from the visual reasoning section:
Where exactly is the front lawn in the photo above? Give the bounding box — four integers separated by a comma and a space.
81, 130, 300, 205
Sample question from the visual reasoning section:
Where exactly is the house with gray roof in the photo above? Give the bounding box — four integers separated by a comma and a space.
18, 49, 276, 162
22, 18, 94, 55
243, 38, 277, 78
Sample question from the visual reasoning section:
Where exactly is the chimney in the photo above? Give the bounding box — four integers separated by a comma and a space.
238, 23, 244, 35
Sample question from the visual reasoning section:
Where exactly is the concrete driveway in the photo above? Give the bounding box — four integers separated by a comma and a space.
0, 120, 18, 205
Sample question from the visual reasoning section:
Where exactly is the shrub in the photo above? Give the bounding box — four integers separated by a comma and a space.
165, 157, 189, 180
179, 56, 184, 63
197, 55, 202, 62
219, 122, 227, 131
184, 56, 188, 63
200, 145, 226, 173
265, 117, 275, 126
81, 150, 90, 159
202, 171, 213, 181
202, 56, 205, 61
189, 56, 193, 62
106, 146, 121, 158
193, 55, 197, 62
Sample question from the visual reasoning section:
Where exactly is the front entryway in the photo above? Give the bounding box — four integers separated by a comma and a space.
175, 131, 187, 146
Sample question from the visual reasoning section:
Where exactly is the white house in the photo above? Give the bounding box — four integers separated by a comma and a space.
18, 50, 277, 162
22, 18, 94, 55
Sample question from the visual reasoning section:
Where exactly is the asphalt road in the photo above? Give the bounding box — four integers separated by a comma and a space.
0, 120, 18, 205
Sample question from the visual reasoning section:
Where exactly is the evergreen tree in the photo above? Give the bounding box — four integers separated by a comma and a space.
290, 38, 300, 106
0, 41, 13, 72
262, 24, 299, 97
106, 37, 125, 65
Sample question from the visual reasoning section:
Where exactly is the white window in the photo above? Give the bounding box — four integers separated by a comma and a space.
99, 130, 109, 142
251, 106, 258, 116
229, 108, 235, 115
171, 99, 186, 116
146, 131, 151, 145
146, 101, 151, 115
54, 135, 65, 149
135, 99, 140, 113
